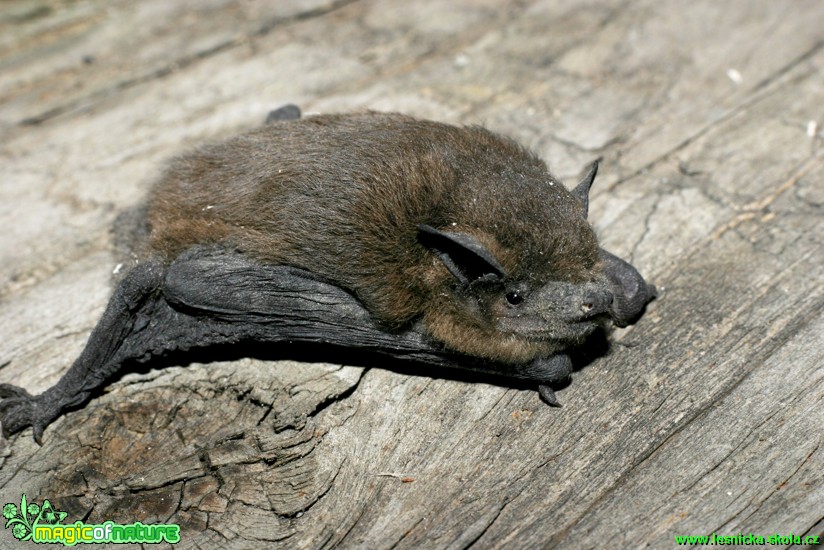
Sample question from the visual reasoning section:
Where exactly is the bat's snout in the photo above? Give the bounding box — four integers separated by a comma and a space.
577, 287, 613, 320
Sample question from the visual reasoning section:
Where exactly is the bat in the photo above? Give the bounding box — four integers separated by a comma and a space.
0, 105, 656, 443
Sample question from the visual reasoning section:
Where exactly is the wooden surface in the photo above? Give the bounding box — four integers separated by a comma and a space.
1, 0, 822, 548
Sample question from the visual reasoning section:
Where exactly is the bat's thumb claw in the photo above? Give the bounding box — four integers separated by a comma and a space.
538, 385, 562, 407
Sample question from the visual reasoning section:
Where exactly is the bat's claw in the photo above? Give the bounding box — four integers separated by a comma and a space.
525, 355, 571, 408
0, 384, 52, 445
538, 384, 562, 407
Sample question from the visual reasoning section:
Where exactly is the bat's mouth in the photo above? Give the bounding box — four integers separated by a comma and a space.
497, 313, 607, 342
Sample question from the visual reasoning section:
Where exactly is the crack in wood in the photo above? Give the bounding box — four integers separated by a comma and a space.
712, 154, 824, 240
15, 0, 361, 127
607, 40, 824, 195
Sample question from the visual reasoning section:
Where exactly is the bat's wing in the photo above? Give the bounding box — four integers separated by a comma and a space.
0, 261, 166, 443
162, 247, 575, 384
0, 247, 578, 442
0, 245, 654, 443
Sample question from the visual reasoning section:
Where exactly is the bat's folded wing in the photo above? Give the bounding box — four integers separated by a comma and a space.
1, 246, 651, 442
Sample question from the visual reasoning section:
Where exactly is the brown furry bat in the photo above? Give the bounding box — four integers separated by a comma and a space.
0, 106, 655, 443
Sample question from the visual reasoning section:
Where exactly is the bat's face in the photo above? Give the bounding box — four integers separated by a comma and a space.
491, 276, 613, 343
418, 221, 610, 363
415, 162, 615, 364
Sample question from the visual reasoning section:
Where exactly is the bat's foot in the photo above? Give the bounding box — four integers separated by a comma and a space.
0, 384, 57, 445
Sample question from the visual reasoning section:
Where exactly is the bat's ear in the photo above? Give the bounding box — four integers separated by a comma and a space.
572, 159, 600, 218
265, 104, 302, 124
417, 224, 506, 284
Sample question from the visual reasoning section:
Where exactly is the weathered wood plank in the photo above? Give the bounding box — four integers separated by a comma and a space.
1, 0, 822, 548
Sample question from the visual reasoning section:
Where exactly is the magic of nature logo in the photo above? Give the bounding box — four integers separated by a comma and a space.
3, 494, 180, 546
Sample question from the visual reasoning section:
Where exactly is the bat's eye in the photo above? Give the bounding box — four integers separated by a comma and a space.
505, 290, 523, 306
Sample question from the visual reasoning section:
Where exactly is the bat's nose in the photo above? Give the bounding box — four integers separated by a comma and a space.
577, 288, 613, 319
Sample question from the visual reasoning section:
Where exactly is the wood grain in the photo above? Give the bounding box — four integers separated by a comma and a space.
1, 0, 822, 548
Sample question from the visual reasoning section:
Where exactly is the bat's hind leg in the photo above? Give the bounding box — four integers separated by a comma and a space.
0, 262, 165, 443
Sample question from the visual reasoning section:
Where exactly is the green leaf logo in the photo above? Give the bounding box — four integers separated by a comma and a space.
2, 495, 67, 541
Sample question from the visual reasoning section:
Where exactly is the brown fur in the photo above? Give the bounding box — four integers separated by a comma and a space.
142, 112, 601, 363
